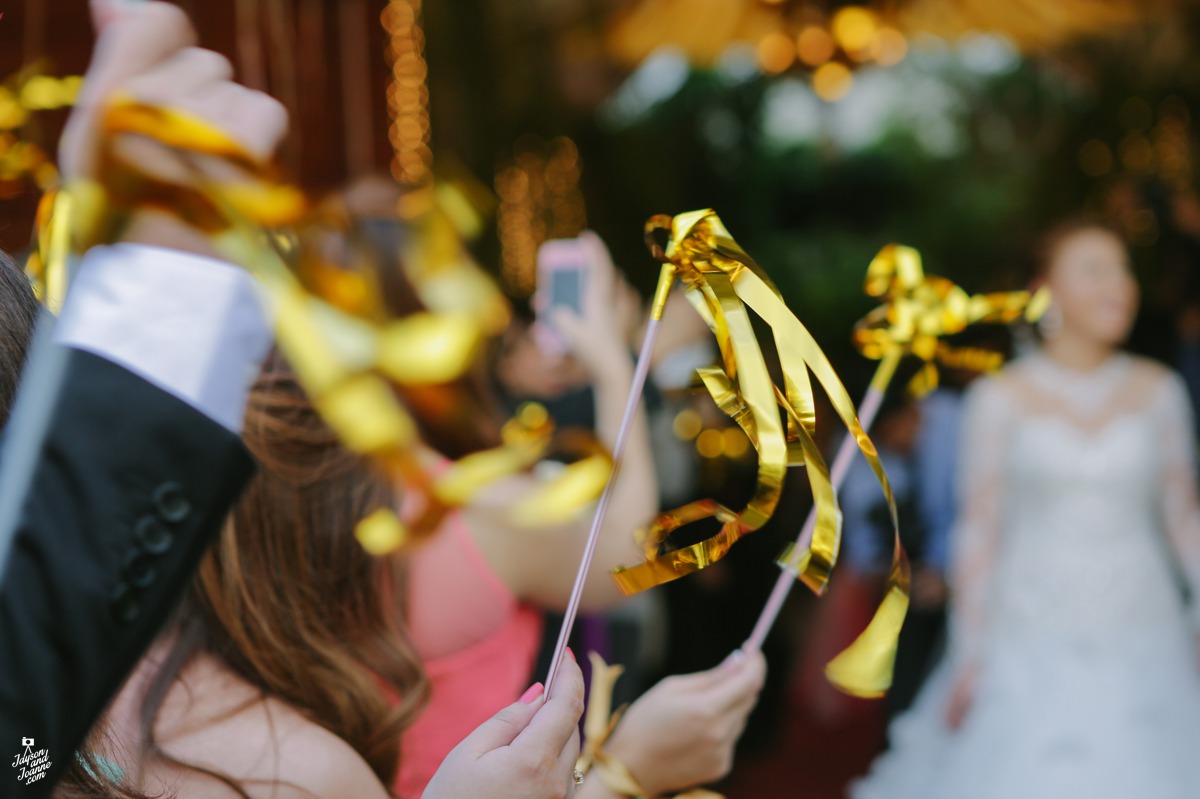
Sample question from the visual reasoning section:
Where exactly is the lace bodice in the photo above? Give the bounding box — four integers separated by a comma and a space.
949, 352, 1200, 664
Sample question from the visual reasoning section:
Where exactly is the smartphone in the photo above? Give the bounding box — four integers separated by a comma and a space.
532, 237, 591, 356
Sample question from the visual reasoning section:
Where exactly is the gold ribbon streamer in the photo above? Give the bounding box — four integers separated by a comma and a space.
609, 210, 910, 697
853, 243, 1050, 396
31, 94, 609, 553
819, 243, 1048, 697
576, 652, 723, 799
613, 210, 900, 611
0, 68, 82, 190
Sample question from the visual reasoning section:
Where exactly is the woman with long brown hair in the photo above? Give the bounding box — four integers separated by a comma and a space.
101, 349, 584, 799
96, 352, 427, 797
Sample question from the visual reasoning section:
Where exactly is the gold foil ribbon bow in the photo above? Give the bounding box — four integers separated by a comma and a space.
814, 243, 1048, 696
0, 67, 83, 190
853, 243, 1051, 396
576, 653, 723, 799
612, 210, 900, 614
31, 94, 609, 553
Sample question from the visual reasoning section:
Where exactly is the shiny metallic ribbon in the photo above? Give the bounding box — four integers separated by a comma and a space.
0, 70, 83, 189
612, 210, 900, 616
29, 94, 609, 553
576, 652, 723, 799
853, 243, 1051, 396
816, 243, 1047, 695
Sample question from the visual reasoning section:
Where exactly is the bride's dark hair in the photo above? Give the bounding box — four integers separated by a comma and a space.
1029, 216, 1126, 284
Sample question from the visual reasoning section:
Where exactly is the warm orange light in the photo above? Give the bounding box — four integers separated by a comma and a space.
673, 409, 703, 440
813, 62, 854, 102
797, 26, 836, 67
832, 6, 877, 54
869, 27, 908, 67
696, 429, 724, 458
722, 427, 749, 458
382, 0, 432, 187
757, 32, 797, 75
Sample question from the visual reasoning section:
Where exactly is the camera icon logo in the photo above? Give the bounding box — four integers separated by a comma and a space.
21, 738, 33, 748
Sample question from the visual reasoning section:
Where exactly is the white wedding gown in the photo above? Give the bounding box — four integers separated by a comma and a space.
852, 352, 1200, 798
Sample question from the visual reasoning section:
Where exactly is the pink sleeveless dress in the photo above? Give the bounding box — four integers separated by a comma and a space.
394, 513, 543, 798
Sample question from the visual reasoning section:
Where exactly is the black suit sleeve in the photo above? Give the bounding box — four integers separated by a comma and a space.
0, 349, 254, 795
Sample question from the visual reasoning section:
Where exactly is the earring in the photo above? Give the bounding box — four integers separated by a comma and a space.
1037, 303, 1063, 339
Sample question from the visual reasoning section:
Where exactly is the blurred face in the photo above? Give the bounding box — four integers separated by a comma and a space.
1045, 229, 1139, 346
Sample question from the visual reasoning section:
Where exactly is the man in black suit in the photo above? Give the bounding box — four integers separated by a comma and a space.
0, 3, 283, 792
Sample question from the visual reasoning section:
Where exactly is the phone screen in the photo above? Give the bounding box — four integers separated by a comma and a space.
548, 267, 584, 314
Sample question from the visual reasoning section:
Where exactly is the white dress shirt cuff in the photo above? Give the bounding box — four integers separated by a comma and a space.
54, 243, 272, 433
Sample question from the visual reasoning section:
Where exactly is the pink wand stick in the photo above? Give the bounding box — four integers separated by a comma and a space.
545, 265, 675, 693
743, 351, 900, 654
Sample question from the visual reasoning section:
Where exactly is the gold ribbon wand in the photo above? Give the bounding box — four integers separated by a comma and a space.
744, 244, 1047, 696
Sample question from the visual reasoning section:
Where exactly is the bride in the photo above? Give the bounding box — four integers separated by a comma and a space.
852, 220, 1200, 798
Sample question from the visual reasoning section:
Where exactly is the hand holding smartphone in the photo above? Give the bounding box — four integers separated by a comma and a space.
532, 232, 608, 356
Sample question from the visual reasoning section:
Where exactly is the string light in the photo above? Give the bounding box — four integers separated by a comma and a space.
752, 6, 908, 101
382, 0, 432, 187
496, 136, 586, 298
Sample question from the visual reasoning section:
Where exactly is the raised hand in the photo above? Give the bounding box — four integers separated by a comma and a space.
60, 1, 289, 255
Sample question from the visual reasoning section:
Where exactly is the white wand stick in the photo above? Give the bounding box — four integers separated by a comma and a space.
743, 350, 901, 654
544, 265, 674, 693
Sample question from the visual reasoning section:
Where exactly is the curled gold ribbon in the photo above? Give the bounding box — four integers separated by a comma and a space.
853, 243, 1050, 396
0, 68, 82, 190
612, 210, 899, 612
31, 94, 609, 552
817, 243, 1047, 697
577, 652, 724, 799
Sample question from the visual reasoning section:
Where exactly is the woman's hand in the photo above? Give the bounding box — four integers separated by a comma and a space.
63, 1, 287, 180
425, 656, 586, 799
600, 651, 766, 797
551, 232, 642, 381
60, 1, 288, 256
944, 664, 979, 730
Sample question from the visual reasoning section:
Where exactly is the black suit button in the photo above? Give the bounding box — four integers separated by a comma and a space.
123, 549, 157, 589
134, 515, 174, 555
153, 482, 191, 524
110, 581, 139, 623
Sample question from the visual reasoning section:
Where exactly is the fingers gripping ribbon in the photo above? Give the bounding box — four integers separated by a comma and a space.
29, 95, 609, 554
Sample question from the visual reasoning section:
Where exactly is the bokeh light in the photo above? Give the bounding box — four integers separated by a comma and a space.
832, 6, 877, 54
797, 26, 836, 67
757, 32, 797, 75
813, 62, 854, 102
870, 27, 908, 67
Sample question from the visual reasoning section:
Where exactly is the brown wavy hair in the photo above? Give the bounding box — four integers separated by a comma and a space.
0, 250, 38, 416
131, 351, 429, 795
